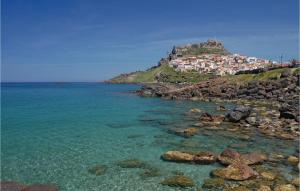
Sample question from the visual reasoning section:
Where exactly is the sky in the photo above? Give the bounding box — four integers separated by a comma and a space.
2, 0, 299, 82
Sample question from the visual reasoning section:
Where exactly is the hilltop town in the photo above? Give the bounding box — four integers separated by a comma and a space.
166, 40, 272, 76
107, 39, 297, 84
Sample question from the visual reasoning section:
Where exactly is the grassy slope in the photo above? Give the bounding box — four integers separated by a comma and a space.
108, 64, 213, 84
226, 68, 299, 84
108, 65, 299, 84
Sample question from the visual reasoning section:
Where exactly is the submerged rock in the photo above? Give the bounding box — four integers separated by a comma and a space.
21, 184, 58, 191
161, 151, 216, 164
287, 156, 299, 165
161, 175, 195, 187
200, 112, 225, 124
202, 178, 226, 189
218, 149, 266, 165
168, 127, 198, 138
216, 105, 227, 111
212, 162, 257, 180
218, 149, 241, 165
274, 184, 296, 191
257, 185, 272, 191
0, 181, 26, 191
242, 152, 267, 165
189, 108, 202, 113
88, 165, 107, 176
260, 171, 277, 181
140, 167, 161, 178
117, 159, 146, 168
291, 178, 300, 187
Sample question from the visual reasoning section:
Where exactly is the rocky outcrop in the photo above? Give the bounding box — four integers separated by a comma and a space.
137, 70, 299, 119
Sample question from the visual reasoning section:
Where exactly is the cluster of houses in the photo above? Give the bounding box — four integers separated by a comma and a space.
169, 54, 272, 75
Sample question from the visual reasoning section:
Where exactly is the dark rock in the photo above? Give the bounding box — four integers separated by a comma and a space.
281, 69, 292, 78
226, 106, 251, 122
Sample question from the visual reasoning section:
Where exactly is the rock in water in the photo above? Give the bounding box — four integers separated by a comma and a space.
189, 108, 201, 113
274, 184, 296, 191
21, 184, 58, 191
226, 106, 251, 122
161, 175, 195, 187
117, 159, 146, 168
242, 152, 267, 165
218, 149, 241, 165
287, 156, 299, 165
161, 151, 216, 164
218, 149, 266, 165
0, 181, 26, 191
161, 151, 194, 162
257, 185, 272, 191
212, 162, 257, 180
168, 128, 198, 138
88, 165, 107, 176
202, 178, 226, 189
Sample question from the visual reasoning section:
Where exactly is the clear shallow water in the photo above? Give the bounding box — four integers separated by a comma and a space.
1, 83, 298, 191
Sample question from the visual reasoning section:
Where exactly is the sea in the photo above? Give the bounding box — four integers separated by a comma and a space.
1, 83, 298, 191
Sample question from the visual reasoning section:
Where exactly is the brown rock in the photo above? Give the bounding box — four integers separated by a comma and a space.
169, 128, 198, 138
257, 185, 272, 191
161, 151, 194, 162
212, 162, 257, 180
260, 171, 277, 181
0, 181, 26, 191
189, 108, 201, 113
218, 149, 266, 165
193, 151, 217, 164
218, 149, 241, 165
287, 156, 299, 165
242, 152, 267, 165
291, 178, 300, 187
21, 184, 58, 191
161, 151, 216, 164
161, 175, 195, 187
274, 184, 296, 191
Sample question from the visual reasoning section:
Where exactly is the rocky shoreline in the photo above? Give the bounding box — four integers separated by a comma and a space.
137, 68, 300, 139
133, 68, 300, 190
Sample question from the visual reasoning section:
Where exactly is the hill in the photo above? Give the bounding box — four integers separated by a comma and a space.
107, 39, 229, 84
106, 64, 213, 84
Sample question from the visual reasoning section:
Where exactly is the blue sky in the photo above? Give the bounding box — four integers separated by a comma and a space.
2, 0, 299, 82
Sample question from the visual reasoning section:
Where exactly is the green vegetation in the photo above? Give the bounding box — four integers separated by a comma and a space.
108, 65, 299, 84
226, 68, 298, 83
107, 64, 212, 84
183, 47, 229, 56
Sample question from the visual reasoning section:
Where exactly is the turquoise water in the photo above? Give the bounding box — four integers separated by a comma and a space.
1, 83, 298, 190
